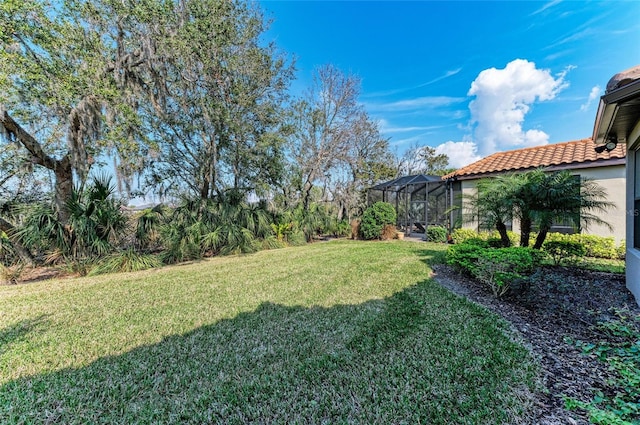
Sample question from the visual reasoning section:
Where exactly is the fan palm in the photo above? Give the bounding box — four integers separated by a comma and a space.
464, 173, 524, 247
18, 175, 128, 265
525, 170, 613, 249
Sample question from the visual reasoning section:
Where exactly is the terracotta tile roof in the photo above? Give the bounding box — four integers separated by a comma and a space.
443, 138, 626, 180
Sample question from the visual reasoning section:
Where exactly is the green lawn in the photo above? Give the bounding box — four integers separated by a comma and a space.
0, 240, 538, 424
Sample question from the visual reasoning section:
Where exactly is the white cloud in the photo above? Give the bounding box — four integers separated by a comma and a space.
530, 0, 562, 16
580, 85, 601, 111
367, 96, 466, 112
467, 59, 568, 155
434, 141, 482, 168
417, 68, 463, 87
377, 118, 445, 134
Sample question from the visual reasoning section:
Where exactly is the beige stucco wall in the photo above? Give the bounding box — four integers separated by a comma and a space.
579, 165, 626, 242
460, 180, 479, 230
457, 164, 626, 243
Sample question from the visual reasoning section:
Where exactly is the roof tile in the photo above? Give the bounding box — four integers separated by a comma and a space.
443, 138, 626, 179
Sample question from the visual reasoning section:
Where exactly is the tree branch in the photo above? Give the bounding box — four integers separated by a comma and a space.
0, 108, 59, 171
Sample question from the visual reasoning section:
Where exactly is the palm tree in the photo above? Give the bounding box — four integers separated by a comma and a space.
525, 170, 613, 249
18, 175, 128, 264
471, 169, 614, 250
464, 173, 523, 247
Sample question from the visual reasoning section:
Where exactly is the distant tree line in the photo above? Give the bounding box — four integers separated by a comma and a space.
0, 0, 454, 275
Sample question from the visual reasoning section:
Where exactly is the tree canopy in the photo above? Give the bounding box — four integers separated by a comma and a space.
0, 0, 398, 269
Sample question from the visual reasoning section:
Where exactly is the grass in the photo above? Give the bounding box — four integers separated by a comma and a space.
577, 257, 626, 274
0, 240, 538, 424
539, 256, 626, 274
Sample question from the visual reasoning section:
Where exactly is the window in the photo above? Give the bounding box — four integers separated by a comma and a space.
549, 174, 581, 235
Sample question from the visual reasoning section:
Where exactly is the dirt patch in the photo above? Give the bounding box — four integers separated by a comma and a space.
1, 266, 74, 285
432, 264, 640, 425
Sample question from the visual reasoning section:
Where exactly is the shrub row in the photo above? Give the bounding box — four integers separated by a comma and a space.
544, 233, 624, 260
446, 240, 541, 297
451, 228, 625, 260
451, 228, 519, 246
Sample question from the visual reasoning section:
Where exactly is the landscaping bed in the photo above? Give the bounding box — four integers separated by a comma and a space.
432, 263, 639, 425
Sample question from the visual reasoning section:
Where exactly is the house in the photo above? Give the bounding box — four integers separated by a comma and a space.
442, 138, 626, 242
592, 64, 640, 305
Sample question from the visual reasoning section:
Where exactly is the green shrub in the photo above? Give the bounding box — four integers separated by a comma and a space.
474, 247, 539, 297
486, 237, 504, 248
543, 239, 587, 266
447, 242, 540, 297
617, 241, 626, 260
487, 230, 519, 246
464, 237, 490, 248
260, 236, 287, 250
327, 219, 351, 237
579, 234, 618, 259
271, 222, 293, 241
360, 202, 397, 240
426, 225, 448, 243
89, 248, 162, 275
286, 230, 307, 246
544, 233, 619, 259
446, 242, 485, 276
451, 228, 480, 244
451, 228, 519, 246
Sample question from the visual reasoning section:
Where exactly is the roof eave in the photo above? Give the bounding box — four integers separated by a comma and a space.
592, 79, 640, 145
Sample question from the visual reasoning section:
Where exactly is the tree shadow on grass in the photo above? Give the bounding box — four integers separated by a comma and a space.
0, 283, 535, 425
0, 315, 49, 355
414, 245, 449, 268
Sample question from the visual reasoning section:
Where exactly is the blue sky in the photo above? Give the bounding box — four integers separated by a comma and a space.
260, 0, 640, 167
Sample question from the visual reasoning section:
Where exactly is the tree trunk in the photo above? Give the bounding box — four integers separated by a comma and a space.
54, 156, 74, 225
0, 217, 35, 266
302, 180, 313, 212
495, 220, 511, 247
1, 109, 73, 225
533, 226, 549, 250
519, 214, 532, 247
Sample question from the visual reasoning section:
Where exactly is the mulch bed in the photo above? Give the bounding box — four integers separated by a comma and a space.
432, 264, 640, 425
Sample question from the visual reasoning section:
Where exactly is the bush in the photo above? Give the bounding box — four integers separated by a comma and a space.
260, 236, 287, 250
360, 202, 397, 240
447, 242, 541, 297
286, 230, 307, 246
89, 248, 162, 275
578, 234, 618, 259
450, 228, 519, 246
446, 242, 485, 276
617, 241, 626, 260
426, 226, 447, 243
544, 233, 619, 259
451, 228, 480, 244
476, 247, 540, 297
329, 220, 351, 237
543, 239, 587, 266
486, 237, 504, 248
